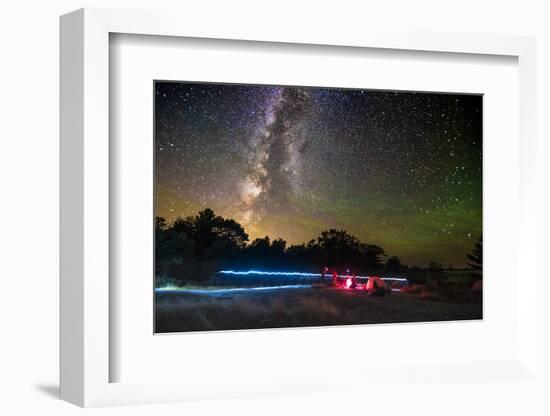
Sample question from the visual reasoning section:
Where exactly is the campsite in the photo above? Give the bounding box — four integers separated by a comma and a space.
154, 209, 483, 333
155, 268, 482, 333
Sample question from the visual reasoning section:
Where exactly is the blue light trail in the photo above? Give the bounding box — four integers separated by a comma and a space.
218, 270, 320, 276
218, 270, 407, 282
155, 284, 311, 294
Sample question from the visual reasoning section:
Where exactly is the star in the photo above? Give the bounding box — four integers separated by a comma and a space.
154, 81, 482, 267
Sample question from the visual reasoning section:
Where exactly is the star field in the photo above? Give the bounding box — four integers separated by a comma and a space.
155, 81, 482, 267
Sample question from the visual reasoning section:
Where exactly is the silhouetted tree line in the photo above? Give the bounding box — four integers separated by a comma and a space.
156, 208, 406, 283
155, 209, 482, 285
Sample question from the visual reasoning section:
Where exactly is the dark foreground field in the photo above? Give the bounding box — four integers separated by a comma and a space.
155, 287, 482, 333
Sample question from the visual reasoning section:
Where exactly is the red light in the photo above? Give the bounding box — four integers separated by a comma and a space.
345, 278, 352, 289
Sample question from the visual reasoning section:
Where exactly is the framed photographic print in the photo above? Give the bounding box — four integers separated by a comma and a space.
60, 8, 539, 408
153, 81, 483, 334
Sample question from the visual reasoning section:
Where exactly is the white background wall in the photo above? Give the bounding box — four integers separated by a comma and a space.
0, 1, 548, 415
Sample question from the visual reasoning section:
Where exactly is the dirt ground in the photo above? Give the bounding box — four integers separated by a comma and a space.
155, 287, 482, 333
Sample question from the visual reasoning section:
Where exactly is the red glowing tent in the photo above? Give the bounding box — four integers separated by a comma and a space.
366, 276, 389, 296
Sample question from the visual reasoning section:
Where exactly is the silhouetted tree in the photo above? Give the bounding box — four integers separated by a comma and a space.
315, 229, 362, 268
249, 236, 271, 250
244, 236, 289, 269
155, 216, 195, 275
246, 236, 271, 264
155, 216, 168, 231
385, 256, 403, 272
286, 243, 312, 269
184, 208, 249, 258
467, 235, 482, 270
271, 238, 287, 256
362, 244, 386, 270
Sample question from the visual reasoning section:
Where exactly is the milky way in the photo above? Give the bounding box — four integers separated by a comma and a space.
238, 87, 313, 234
155, 81, 482, 267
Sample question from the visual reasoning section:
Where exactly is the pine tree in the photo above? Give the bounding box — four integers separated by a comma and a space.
466, 235, 482, 270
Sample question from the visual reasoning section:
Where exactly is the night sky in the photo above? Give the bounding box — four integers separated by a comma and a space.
155, 81, 482, 268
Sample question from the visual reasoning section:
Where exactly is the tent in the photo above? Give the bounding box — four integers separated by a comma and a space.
366, 276, 389, 296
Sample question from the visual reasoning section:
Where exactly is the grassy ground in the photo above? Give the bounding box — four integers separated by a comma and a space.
155, 287, 482, 333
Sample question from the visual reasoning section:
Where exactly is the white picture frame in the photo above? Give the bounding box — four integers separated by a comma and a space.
60, 7, 538, 408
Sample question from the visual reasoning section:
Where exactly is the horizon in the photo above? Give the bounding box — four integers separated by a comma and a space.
155, 208, 481, 269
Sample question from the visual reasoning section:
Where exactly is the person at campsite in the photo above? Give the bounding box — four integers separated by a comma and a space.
332, 270, 339, 287
321, 266, 329, 284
